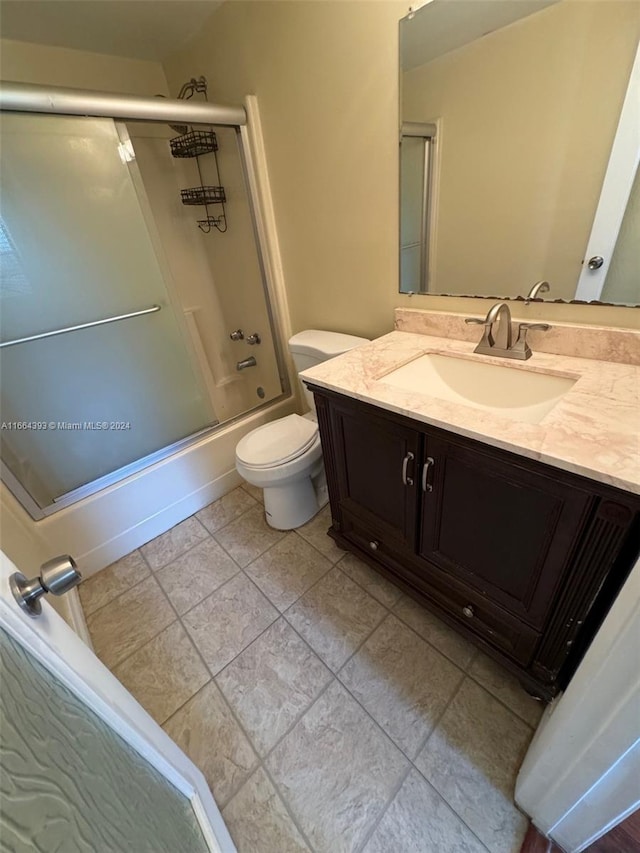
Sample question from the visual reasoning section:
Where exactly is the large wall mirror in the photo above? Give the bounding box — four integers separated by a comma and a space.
399, 0, 640, 306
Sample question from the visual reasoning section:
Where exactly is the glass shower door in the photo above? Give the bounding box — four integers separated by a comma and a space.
0, 114, 215, 510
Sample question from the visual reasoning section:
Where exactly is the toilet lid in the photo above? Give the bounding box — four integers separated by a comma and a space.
236, 414, 319, 468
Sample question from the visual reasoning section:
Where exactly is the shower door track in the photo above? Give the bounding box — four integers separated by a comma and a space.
0, 81, 247, 127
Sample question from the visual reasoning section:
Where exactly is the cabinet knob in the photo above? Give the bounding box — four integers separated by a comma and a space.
462, 605, 474, 619
369, 540, 379, 551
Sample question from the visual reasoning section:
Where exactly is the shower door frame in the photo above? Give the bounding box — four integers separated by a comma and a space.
0, 83, 291, 520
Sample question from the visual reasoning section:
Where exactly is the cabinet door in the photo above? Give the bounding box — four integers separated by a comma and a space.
419, 434, 593, 628
330, 399, 420, 548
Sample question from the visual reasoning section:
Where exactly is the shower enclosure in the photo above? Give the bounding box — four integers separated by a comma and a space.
0, 84, 289, 520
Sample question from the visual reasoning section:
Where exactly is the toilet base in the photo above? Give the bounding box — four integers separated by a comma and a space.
263, 477, 319, 530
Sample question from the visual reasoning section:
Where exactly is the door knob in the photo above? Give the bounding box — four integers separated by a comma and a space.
587, 256, 604, 270
369, 540, 379, 551
462, 605, 474, 619
10, 555, 81, 617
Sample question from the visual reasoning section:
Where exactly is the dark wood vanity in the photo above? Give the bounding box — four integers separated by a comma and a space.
310, 385, 639, 699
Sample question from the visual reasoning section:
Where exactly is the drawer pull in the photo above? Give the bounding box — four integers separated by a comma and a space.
462, 605, 474, 619
401, 451, 415, 486
369, 540, 380, 551
422, 457, 435, 492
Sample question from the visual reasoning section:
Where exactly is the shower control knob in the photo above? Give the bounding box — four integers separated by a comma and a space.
229, 329, 244, 341
246, 333, 261, 345
587, 256, 604, 270
10, 555, 81, 618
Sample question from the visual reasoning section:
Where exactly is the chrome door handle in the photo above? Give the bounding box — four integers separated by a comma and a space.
587, 256, 604, 270
10, 556, 81, 617
401, 451, 415, 486
422, 457, 435, 492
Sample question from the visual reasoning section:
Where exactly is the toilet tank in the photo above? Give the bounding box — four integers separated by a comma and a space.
288, 330, 369, 412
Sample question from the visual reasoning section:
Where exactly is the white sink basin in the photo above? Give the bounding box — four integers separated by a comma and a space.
379, 353, 577, 424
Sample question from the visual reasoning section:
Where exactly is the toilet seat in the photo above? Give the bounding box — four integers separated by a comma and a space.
236, 414, 319, 469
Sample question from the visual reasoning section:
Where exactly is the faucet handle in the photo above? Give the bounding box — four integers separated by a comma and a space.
511, 322, 551, 359
464, 317, 489, 326
518, 323, 551, 332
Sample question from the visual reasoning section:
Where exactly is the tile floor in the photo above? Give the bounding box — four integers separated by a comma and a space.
81, 485, 544, 853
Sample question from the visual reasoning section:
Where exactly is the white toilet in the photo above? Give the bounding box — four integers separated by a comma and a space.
235, 330, 369, 530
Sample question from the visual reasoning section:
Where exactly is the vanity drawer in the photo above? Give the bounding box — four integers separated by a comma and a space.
408, 561, 541, 666
341, 511, 540, 666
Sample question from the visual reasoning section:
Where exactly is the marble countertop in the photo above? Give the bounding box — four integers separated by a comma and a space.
300, 330, 640, 494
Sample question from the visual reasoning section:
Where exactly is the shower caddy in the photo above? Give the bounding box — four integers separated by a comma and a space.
170, 77, 228, 234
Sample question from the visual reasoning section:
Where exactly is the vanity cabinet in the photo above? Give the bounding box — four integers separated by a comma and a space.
312, 386, 639, 698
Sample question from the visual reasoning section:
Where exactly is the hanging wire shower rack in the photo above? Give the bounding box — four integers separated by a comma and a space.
170, 78, 228, 233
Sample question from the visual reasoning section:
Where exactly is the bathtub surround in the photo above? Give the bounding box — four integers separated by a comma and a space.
82, 483, 543, 853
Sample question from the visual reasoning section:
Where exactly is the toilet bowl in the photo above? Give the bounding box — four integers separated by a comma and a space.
236, 413, 324, 530
235, 330, 368, 530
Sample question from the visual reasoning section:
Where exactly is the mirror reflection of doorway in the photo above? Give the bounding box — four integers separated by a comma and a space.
399, 122, 437, 295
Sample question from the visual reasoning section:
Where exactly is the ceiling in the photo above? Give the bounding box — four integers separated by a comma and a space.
401, 0, 559, 71
0, 0, 223, 61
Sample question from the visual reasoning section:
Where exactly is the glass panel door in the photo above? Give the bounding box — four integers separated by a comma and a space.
1, 628, 210, 852
0, 114, 215, 509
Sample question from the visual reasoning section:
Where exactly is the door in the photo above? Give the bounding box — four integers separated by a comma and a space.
0, 551, 235, 852
331, 400, 420, 549
418, 434, 592, 629
575, 42, 640, 303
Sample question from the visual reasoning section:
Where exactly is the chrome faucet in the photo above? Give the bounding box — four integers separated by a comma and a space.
525, 280, 550, 304
465, 301, 550, 360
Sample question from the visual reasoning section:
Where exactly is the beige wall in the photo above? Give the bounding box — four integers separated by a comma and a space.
403, 1, 640, 302
164, 0, 408, 340
163, 0, 640, 336
1, 38, 168, 94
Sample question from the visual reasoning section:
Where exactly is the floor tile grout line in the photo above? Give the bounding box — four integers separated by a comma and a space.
171, 563, 245, 622
389, 602, 542, 728
196, 489, 260, 534
330, 613, 466, 768
404, 672, 501, 850
195, 572, 280, 678
353, 760, 414, 853
332, 556, 405, 610
241, 530, 336, 611
211, 521, 287, 573
143, 530, 213, 575
205, 662, 320, 847
236, 659, 337, 766
390, 598, 482, 672
139, 520, 211, 573
410, 759, 494, 853
278, 558, 382, 622
463, 669, 541, 731
292, 524, 346, 566
82, 562, 155, 620
408, 668, 467, 765
259, 762, 318, 852
256, 675, 340, 849
416, 772, 493, 853
121, 570, 216, 726
411, 669, 466, 761
266, 611, 422, 769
